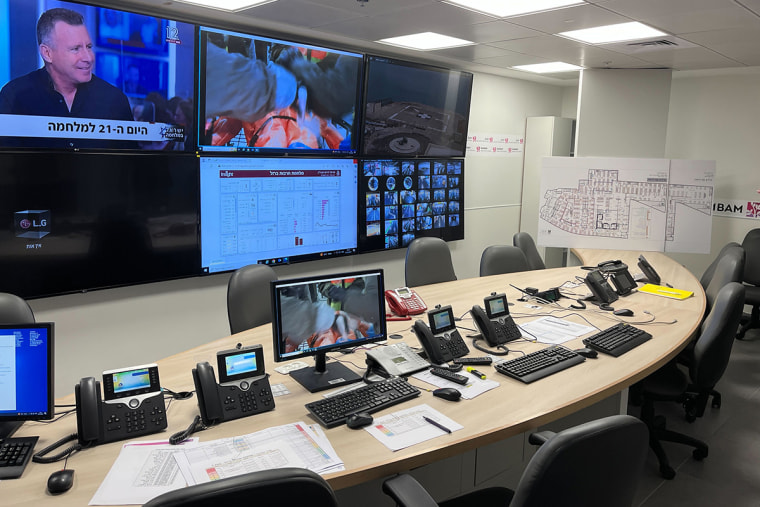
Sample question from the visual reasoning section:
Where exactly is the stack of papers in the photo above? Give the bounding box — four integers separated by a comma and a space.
90, 423, 342, 505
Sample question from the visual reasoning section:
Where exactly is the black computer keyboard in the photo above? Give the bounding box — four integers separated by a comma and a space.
583, 322, 652, 357
305, 377, 421, 428
0, 436, 38, 479
494, 345, 585, 384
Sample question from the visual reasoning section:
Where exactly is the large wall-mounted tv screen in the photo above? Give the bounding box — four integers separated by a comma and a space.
357, 159, 464, 252
361, 56, 473, 158
197, 26, 363, 155
0, 152, 200, 299
200, 156, 358, 273
0, 1, 196, 152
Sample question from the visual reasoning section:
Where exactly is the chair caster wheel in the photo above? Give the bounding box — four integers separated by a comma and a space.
685, 413, 696, 422
711, 396, 721, 409
693, 447, 708, 460
660, 465, 676, 480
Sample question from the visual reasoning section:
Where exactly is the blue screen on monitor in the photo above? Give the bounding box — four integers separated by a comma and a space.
200, 156, 358, 272
0, 0, 196, 151
0, 323, 53, 419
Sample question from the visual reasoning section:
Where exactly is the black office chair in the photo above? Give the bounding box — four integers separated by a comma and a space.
700, 242, 742, 290
512, 232, 545, 270
227, 263, 278, 334
479, 245, 530, 276
737, 228, 760, 339
0, 292, 35, 323
638, 282, 745, 479
702, 244, 745, 316
143, 467, 338, 507
405, 237, 457, 287
382, 415, 648, 507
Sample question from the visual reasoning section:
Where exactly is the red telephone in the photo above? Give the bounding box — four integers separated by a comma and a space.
385, 287, 427, 317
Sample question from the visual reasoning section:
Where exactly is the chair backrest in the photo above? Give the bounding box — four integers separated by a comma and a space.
512, 232, 545, 270
480, 245, 530, 276
741, 228, 760, 286
227, 264, 278, 334
405, 237, 457, 287
510, 415, 648, 507
700, 242, 742, 289
143, 467, 338, 507
703, 247, 745, 314
691, 282, 745, 389
0, 292, 35, 324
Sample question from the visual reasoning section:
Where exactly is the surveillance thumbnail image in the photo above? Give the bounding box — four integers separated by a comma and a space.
358, 159, 463, 253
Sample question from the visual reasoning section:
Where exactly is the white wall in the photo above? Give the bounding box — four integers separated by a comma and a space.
664, 69, 760, 275
32, 71, 566, 396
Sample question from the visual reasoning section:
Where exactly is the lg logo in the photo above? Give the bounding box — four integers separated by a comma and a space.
15, 210, 51, 239
19, 218, 47, 229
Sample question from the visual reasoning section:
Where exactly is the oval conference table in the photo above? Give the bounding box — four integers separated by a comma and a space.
9, 250, 704, 506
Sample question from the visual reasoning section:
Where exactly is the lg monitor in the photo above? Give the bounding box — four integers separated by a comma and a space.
0, 0, 196, 152
0, 323, 55, 439
361, 56, 473, 158
197, 25, 363, 155
271, 269, 387, 392
200, 156, 358, 273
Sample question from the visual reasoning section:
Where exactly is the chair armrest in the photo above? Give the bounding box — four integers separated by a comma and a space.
382, 474, 439, 507
528, 430, 556, 446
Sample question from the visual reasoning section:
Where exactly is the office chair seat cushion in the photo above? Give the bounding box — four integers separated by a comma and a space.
439, 487, 515, 507
744, 284, 760, 305
639, 361, 689, 399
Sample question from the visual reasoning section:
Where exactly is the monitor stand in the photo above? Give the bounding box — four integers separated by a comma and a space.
290, 351, 362, 393
0, 421, 23, 440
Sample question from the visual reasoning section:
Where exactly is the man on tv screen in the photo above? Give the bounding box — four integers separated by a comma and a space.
0, 8, 134, 149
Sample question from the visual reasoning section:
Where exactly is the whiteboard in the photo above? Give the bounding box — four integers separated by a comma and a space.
537, 157, 714, 254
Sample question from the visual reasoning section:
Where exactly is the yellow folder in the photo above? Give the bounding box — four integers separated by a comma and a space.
638, 284, 693, 300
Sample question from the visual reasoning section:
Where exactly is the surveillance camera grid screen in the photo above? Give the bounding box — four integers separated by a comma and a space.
358, 159, 464, 252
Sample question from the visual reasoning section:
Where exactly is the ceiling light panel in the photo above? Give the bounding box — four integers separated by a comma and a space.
377, 32, 474, 51
559, 22, 667, 44
172, 0, 276, 11
444, 0, 585, 18
512, 62, 584, 73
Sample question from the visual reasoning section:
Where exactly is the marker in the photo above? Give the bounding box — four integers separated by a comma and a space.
423, 416, 452, 434
466, 367, 486, 380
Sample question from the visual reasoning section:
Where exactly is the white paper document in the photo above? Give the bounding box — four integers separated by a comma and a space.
173, 422, 343, 485
520, 317, 595, 345
412, 369, 499, 399
89, 439, 198, 506
365, 403, 463, 451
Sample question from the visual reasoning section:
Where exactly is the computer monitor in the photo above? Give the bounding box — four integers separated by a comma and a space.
0, 323, 55, 439
271, 269, 387, 392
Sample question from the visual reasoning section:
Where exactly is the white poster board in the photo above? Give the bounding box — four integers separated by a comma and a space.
538, 157, 714, 254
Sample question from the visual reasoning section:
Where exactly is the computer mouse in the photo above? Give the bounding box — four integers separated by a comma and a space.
433, 387, 462, 401
574, 348, 598, 359
346, 411, 374, 429
613, 308, 634, 317
47, 469, 75, 494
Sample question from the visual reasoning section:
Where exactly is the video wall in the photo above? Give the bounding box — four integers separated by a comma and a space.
0, 0, 472, 298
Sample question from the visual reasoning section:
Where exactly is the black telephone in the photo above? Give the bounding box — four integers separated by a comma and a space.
471, 293, 521, 346
193, 344, 275, 426
75, 364, 167, 446
412, 305, 469, 364
609, 268, 637, 296
637, 254, 662, 285
584, 269, 619, 305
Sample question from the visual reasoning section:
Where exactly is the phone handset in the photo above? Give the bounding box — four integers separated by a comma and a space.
75, 376, 103, 446
471, 305, 503, 346
385, 287, 427, 317
411, 305, 469, 364
585, 270, 619, 305
192, 362, 224, 426
413, 320, 452, 364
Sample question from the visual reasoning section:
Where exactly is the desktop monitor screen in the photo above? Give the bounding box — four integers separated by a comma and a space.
0, 0, 196, 152
200, 156, 358, 273
196, 25, 363, 155
361, 56, 473, 158
357, 158, 464, 252
0, 323, 54, 439
271, 269, 386, 392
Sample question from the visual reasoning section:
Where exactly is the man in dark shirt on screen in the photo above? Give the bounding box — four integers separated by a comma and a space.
0, 8, 134, 149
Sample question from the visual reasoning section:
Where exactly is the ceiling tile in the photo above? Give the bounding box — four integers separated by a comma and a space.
237, 0, 362, 28
506, 3, 632, 34
443, 21, 543, 44
682, 27, 760, 65
432, 44, 520, 60
299, 0, 436, 17
629, 47, 743, 70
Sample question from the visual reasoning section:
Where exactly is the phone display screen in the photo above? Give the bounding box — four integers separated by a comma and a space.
112, 369, 151, 394
485, 294, 509, 318
103, 364, 161, 400
217, 345, 265, 383
429, 306, 456, 334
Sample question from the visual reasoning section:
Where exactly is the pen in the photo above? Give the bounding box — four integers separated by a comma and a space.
466, 367, 486, 380
423, 416, 452, 434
